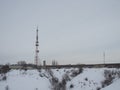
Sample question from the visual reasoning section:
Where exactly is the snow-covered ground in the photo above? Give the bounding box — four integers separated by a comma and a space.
0, 68, 120, 90
101, 79, 120, 90
0, 70, 51, 90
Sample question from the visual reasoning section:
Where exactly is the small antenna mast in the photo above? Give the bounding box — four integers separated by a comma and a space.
103, 51, 105, 64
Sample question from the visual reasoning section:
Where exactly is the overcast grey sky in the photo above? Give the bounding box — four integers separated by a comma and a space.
0, 0, 120, 65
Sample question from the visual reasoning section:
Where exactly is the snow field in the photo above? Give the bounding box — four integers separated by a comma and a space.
0, 68, 120, 90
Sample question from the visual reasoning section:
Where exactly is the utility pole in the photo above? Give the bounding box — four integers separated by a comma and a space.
35, 27, 39, 66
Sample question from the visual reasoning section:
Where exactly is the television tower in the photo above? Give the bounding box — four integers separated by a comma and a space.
35, 27, 39, 66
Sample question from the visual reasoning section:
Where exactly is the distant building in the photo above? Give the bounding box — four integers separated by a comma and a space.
43, 60, 46, 66
52, 60, 58, 66
17, 61, 26, 65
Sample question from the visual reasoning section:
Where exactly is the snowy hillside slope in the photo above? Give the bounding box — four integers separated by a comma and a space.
66, 68, 104, 90
0, 68, 120, 90
0, 70, 51, 90
101, 79, 120, 90
66, 68, 120, 90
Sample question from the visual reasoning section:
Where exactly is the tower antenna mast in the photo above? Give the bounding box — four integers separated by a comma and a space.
35, 27, 39, 66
